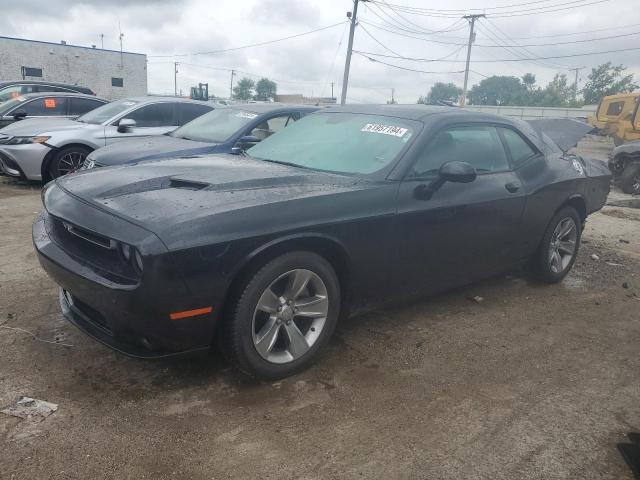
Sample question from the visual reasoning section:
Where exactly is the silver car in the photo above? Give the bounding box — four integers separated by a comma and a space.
0, 96, 213, 181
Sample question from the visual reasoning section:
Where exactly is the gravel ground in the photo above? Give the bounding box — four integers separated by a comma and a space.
1, 136, 639, 479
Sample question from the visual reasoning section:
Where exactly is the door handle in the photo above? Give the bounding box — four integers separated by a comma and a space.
505, 182, 521, 193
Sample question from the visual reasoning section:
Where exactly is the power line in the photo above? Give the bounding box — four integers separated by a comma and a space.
504, 22, 640, 40
148, 22, 346, 58
354, 46, 640, 62
363, 4, 467, 36
355, 51, 465, 74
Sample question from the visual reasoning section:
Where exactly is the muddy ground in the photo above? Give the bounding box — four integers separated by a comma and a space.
1, 136, 639, 479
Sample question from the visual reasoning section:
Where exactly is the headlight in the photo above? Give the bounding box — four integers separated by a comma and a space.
1, 136, 51, 145
120, 243, 131, 261
134, 250, 144, 273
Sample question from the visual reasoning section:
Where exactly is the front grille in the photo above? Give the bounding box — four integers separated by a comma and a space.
67, 291, 113, 335
46, 214, 139, 285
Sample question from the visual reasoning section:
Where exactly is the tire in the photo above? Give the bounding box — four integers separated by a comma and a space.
48, 145, 92, 179
220, 251, 341, 380
531, 206, 582, 284
620, 163, 640, 195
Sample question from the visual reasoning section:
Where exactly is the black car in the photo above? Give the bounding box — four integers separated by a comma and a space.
0, 92, 108, 128
84, 104, 320, 169
0, 80, 95, 103
34, 105, 611, 379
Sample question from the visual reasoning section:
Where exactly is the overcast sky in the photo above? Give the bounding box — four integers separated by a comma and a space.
2, 0, 639, 103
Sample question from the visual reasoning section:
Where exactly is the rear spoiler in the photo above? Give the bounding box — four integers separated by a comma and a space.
525, 118, 594, 152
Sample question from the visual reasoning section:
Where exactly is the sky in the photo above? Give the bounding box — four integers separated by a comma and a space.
2, 0, 639, 104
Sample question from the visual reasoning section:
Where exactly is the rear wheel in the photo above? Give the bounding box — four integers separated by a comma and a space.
620, 163, 640, 195
531, 206, 582, 283
48, 145, 92, 179
220, 251, 340, 380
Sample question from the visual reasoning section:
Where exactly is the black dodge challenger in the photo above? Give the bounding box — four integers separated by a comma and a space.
33, 105, 611, 379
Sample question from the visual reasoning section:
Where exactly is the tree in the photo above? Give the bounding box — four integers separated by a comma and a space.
540, 73, 575, 107
254, 78, 277, 101
233, 77, 255, 101
421, 82, 462, 104
468, 76, 526, 106
582, 62, 638, 105
521, 73, 536, 92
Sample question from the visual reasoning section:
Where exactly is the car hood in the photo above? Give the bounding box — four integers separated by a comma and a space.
90, 135, 215, 166
0, 117, 94, 136
611, 140, 640, 157
54, 154, 374, 248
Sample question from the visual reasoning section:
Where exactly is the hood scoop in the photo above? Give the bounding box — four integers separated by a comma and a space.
169, 178, 209, 190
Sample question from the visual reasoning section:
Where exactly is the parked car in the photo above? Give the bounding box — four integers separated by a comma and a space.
609, 140, 640, 194
0, 80, 95, 102
83, 104, 320, 169
587, 92, 640, 139
0, 97, 213, 181
0, 92, 107, 128
34, 105, 611, 379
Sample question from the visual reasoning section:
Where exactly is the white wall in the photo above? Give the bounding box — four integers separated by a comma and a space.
0, 36, 147, 100
463, 105, 597, 120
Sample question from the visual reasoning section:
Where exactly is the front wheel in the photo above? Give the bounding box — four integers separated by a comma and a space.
531, 206, 582, 283
48, 145, 92, 179
620, 163, 640, 195
220, 251, 341, 380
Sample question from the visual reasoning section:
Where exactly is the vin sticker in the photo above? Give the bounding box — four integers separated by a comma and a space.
236, 112, 258, 119
361, 123, 408, 137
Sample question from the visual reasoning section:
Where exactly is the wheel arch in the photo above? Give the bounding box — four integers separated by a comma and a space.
41, 142, 95, 181
219, 233, 352, 326
562, 194, 587, 224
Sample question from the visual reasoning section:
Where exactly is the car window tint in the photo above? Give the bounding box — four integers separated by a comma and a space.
411, 125, 509, 177
127, 102, 176, 127
501, 128, 537, 168
177, 103, 212, 125
69, 98, 105, 116
0, 85, 37, 102
21, 97, 68, 116
250, 115, 296, 140
606, 101, 624, 116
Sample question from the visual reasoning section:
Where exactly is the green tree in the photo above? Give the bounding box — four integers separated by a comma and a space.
540, 73, 575, 107
233, 77, 255, 101
254, 78, 277, 101
468, 76, 526, 106
521, 73, 536, 92
422, 82, 462, 104
582, 62, 638, 105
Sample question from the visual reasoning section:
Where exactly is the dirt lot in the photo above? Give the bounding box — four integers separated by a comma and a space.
1, 136, 640, 479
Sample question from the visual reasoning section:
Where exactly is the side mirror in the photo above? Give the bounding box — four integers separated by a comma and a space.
439, 161, 477, 183
414, 161, 477, 200
12, 109, 27, 120
231, 135, 261, 154
117, 118, 136, 133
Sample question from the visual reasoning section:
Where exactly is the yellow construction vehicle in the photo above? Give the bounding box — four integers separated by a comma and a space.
587, 92, 640, 139
612, 96, 640, 146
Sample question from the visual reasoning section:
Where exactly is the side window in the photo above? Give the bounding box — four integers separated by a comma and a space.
69, 98, 105, 116
606, 101, 624, 116
126, 102, 176, 127
36, 85, 71, 93
20, 97, 68, 116
177, 103, 212, 125
410, 125, 509, 178
250, 114, 296, 140
500, 128, 538, 168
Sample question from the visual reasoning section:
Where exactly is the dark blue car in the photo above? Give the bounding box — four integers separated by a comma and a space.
83, 103, 320, 169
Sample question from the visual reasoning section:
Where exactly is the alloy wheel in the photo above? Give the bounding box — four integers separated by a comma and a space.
251, 269, 329, 364
548, 217, 578, 274
633, 174, 640, 195
57, 151, 87, 176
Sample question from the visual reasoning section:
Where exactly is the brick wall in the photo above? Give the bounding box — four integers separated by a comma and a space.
0, 36, 147, 100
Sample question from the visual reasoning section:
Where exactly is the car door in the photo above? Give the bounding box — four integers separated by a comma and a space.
395, 123, 527, 294
103, 102, 180, 144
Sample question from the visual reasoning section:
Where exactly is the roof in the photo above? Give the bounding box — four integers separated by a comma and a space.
12, 92, 107, 101
125, 96, 213, 105
601, 92, 640, 101
321, 103, 513, 123
0, 35, 145, 57
215, 103, 321, 114
0, 80, 93, 93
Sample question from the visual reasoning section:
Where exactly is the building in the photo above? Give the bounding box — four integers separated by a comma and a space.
274, 94, 337, 105
0, 36, 147, 99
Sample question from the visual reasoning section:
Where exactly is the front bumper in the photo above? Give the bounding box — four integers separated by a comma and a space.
0, 143, 51, 181
33, 211, 217, 358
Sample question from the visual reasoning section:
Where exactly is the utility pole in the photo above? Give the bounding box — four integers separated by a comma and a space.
391, 88, 395, 104
461, 14, 485, 106
340, 0, 363, 105
331, 82, 335, 99
570, 66, 585, 101
100, 33, 104, 49
174, 62, 179, 96
229, 69, 236, 100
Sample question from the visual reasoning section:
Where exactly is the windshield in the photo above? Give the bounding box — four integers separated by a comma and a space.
247, 112, 416, 174
0, 97, 25, 115
171, 108, 259, 143
77, 99, 139, 125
